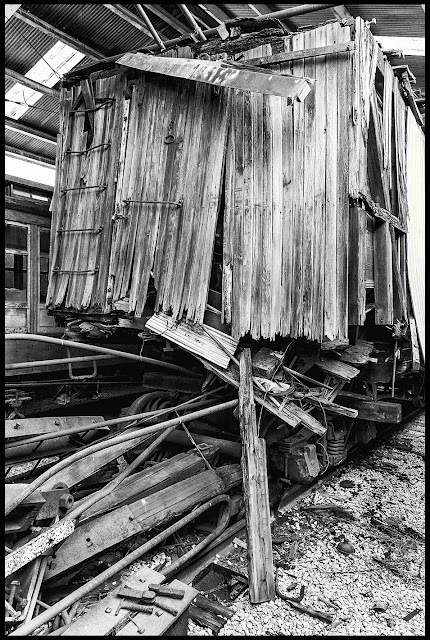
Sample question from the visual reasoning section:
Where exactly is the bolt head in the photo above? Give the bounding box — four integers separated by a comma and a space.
13, 423, 20, 429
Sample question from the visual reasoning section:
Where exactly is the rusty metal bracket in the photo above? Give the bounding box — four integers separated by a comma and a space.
123, 198, 182, 208
65, 142, 111, 155
62, 184, 107, 193
66, 346, 98, 380
57, 226, 103, 234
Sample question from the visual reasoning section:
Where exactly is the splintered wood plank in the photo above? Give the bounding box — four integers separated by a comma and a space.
311, 24, 327, 341
315, 357, 360, 381
260, 92, 273, 338
324, 22, 338, 341
222, 113, 234, 326
302, 27, 316, 340
290, 31, 305, 338
145, 311, 238, 368
389, 225, 408, 324
348, 205, 366, 325
250, 91, 264, 339
409, 317, 421, 371
279, 38, 294, 337
239, 349, 275, 603
241, 89, 254, 336
373, 221, 393, 325
270, 94, 283, 338
336, 21, 350, 340
232, 90, 244, 338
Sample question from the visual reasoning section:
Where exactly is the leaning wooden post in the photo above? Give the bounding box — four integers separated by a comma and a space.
239, 348, 275, 603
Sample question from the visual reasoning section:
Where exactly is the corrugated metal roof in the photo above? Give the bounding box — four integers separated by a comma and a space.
5, 4, 425, 165
5, 128, 57, 160
347, 4, 425, 37
5, 14, 56, 75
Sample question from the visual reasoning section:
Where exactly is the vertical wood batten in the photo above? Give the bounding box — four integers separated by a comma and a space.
373, 221, 393, 325
290, 31, 305, 338
302, 28, 316, 340
311, 25, 327, 341
348, 205, 366, 325
336, 21, 351, 339
279, 37, 294, 337
324, 23, 338, 340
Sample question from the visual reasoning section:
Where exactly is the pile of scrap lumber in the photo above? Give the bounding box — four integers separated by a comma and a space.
5, 335, 405, 634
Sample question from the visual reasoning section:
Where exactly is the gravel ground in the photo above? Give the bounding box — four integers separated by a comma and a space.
189, 412, 425, 636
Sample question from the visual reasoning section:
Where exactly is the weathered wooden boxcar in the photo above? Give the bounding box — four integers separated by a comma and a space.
46, 16, 423, 356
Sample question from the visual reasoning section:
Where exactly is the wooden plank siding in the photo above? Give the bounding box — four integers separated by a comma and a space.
223, 22, 354, 341
46, 18, 407, 343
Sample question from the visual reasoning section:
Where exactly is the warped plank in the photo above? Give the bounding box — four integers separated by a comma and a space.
145, 311, 238, 368
239, 349, 275, 603
116, 52, 313, 100
348, 205, 367, 325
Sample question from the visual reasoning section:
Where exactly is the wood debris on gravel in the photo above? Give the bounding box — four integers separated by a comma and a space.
188, 412, 425, 636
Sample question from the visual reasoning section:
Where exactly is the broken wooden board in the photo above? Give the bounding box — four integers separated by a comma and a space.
315, 358, 360, 381
146, 312, 238, 369
76, 448, 216, 522
239, 349, 275, 604
5, 416, 104, 439
335, 392, 402, 422
44, 465, 242, 580
251, 347, 283, 379
201, 359, 300, 428
339, 340, 374, 365
305, 397, 358, 418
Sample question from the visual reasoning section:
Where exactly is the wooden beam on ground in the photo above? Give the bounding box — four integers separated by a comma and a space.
103, 4, 157, 40
14, 8, 104, 60
5, 116, 57, 143
373, 221, 394, 325
239, 348, 275, 604
348, 205, 367, 325
5, 145, 55, 166
142, 3, 189, 34
335, 392, 402, 422
5, 67, 60, 98
44, 465, 242, 580
5, 4, 21, 23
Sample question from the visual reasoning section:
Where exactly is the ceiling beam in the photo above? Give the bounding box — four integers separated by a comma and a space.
5, 145, 56, 166
5, 4, 21, 23
103, 4, 159, 41
199, 4, 231, 23
66, 4, 340, 78
5, 116, 57, 144
197, 5, 222, 25
178, 4, 207, 40
14, 8, 104, 60
135, 5, 165, 49
5, 67, 60, 98
141, 4, 189, 35
247, 3, 293, 32
331, 5, 352, 20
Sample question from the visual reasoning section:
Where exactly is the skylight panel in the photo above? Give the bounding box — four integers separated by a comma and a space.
5, 40, 85, 119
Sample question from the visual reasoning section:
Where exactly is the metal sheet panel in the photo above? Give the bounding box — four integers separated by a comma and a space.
406, 108, 425, 359
117, 52, 314, 99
